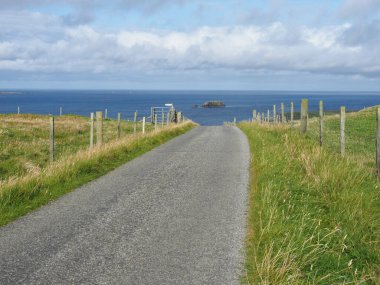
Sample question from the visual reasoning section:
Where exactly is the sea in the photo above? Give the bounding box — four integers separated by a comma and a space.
0, 90, 380, 126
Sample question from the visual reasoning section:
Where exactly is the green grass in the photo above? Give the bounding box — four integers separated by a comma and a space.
0, 114, 154, 181
239, 120, 380, 284
307, 108, 377, 170
0, 119, 195, 227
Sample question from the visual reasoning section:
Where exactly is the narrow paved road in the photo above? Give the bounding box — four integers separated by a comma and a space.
0, 126, 250, 285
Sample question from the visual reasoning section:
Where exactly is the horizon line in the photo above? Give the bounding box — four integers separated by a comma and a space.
1, 88, 380, 93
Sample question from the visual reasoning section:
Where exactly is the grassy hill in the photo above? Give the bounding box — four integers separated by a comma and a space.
239, 107, 380, 284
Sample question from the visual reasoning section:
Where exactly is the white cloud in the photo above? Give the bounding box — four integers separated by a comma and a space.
302, 24, 352, 49
0, 11, 379, 80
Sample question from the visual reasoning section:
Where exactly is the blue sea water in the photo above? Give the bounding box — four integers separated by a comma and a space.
0, 90, 380, 125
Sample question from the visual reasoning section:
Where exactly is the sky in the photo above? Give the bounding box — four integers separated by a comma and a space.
0, 0, 379, 91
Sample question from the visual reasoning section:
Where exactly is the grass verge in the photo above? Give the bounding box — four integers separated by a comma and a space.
0, 121, 195, 227
239, 122, 380, 284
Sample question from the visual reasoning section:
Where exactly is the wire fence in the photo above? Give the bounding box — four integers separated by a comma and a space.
250, 100, 380, 175
0, 108, 185, 183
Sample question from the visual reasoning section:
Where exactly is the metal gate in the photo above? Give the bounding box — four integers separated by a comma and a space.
151, 105, 175, 124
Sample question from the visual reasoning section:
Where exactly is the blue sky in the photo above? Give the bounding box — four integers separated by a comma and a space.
0, 0, 379, 90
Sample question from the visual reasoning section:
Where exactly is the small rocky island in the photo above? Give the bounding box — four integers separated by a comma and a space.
201, 101, 226, 108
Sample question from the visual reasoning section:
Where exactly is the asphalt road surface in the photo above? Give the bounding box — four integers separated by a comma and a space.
0, 126, 250, 285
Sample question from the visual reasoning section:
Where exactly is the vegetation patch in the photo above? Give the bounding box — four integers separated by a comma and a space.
239, 120, 380, 284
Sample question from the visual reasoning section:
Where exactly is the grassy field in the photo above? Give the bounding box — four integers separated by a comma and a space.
0, 114, 156, 181
0, 115, 195, 227
307, 108, 377, 171
239, 108, 380, 284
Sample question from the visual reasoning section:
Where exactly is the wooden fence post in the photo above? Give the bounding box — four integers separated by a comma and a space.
117, 112, 121, 139
300, 99, 308, 134
154, 115, 158, 131
96, 111, 103, 145
142, 116, 146, 134
169, 107, 174, 123
253, 110, 257, 122
340, 106, 345, 156
134, 111, 138, 134
376, 107, 380, 178
281, 103, 285, 123
162, 109, 164, 127
319, 101, 323, 146
90, 112, 94, 149
60, 107, 63, 116
105, 109, 108, 120
290, 102, 294, 127
17, 106, 20, 115
273, 105, 277, 124
50, 116, 55, 162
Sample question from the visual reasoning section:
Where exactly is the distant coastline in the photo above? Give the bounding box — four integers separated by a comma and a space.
0, 91, 20, 95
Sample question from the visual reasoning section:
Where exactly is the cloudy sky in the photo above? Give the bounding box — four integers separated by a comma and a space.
0, 0, 379, 90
